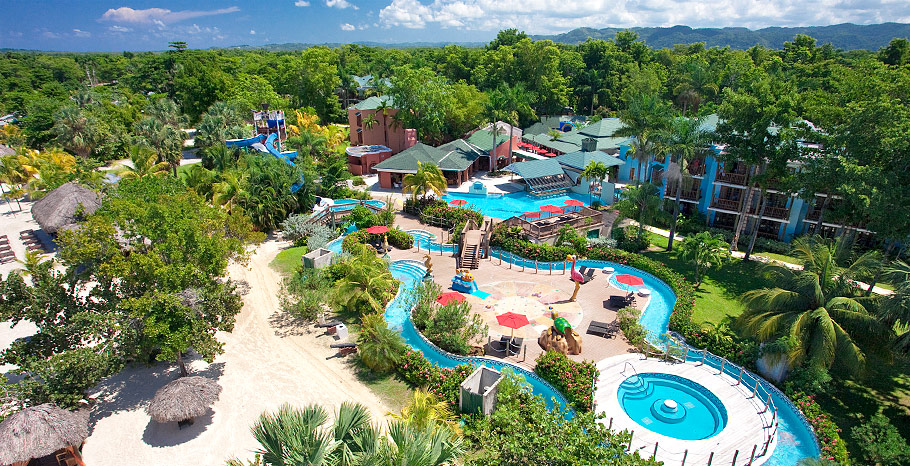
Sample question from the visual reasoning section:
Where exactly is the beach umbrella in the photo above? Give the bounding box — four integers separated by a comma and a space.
540, 205, 563, 215
615, 274, 644, 287
31, 182, 102, 234
564, 199, 584, 207
147, 376, 222, 425
449, 199, 468, 206
0, 403, 89, 466
436, 292, 466, 306
522, 212, 541, 219
496, 311, 531, 338
365, 225, 390, 235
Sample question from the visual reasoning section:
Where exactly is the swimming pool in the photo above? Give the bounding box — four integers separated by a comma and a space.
330, 198, 385, 211
441, 192, 590, 219
385, 260, 570, 411
486, 249, 821, 465
405, 229, 457, 254
618, 372, 728, 440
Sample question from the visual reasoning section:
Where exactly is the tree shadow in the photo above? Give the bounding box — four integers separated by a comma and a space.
142, 409, 214, 447
268, 309, 313, 338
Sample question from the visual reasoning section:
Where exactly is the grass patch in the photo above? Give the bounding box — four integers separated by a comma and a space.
270, 246, 307, 275
352, 362, 413, 413
755, 251, 803, 266
646, 231, 669, 249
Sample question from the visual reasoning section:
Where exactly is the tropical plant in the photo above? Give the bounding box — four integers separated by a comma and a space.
401, 162, 447, 201
115, 144, 169, 179
196, 101, 246, 148
656, 117, 713, 250
617, 93, 671, 184
676, 231, 730, 287
616, 183, 661, 242
850, 411, 910, 466
580, 160, 608, 204
213, 170, 248, 213
357, 313, 406, 373
134, 116, 185, 175
738, 236, 887, 374
52, 106, 104, 159
334, 248, 397, 316
388, 389, 460, 434
878, 259, 910, 354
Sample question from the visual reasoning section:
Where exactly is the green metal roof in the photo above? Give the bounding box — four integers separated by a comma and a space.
502, 159, 565, 179
524, 133, 581, 154
466, 128, 509, 152
578, 118, 625, 138
352, 95, 395, 111
373, 140, 480, 173
522, 122, 550, 136
554, 150, 625, 170
558, 132, 632, 150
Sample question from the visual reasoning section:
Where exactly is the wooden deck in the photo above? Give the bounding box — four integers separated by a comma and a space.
595, 354, 778, 466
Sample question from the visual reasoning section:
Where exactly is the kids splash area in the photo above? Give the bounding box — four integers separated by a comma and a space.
350, 215, 822, 466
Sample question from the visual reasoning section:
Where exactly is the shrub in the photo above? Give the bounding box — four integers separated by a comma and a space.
587, 236, 617, 248
358, 313, 406, 373
489, 223, 575, 262
793, 393, 849, 464
616, 306, 647, 347
351, 176, 365, 186
410, 280, 487, 355
534, 351, 598, 412
349, 205, 376, 229
341, 228, 414, 253
554, 225, 587, 251
850, 412, 909, 466
396, 348, 474, 404
613, 225, 651, 252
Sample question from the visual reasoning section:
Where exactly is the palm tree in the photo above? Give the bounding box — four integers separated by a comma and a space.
580, 161, 608, 205
878, 260, 910, 354
656, 117, 712, 251
374, 421, 465, 466
52, 106, 102, 159
357, 313, 405, 373
388, 389, 460, 435
618, 93, 671, 185
375, 99, 393, 148
203, 145, 240, 172
401, 162, 447, 201
184, 164, 216, 200
335, 249, 398, 316
496, 84, 536, 166
738, 236, 887, 374
676, 232, 730, 287
213, 170, 248, 212
135, 117, 186, 175
617, 183, 661, 242
196, 101, 245, 148
115, 145, 170, 179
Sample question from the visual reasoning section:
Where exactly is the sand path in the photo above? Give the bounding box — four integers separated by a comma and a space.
81, 239, 392, 465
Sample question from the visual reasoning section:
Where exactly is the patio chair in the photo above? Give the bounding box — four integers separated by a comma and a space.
608, 295, 627, 308
587, 321, 613, 338
490, 336, 511, 353
582, 268, 596, 284
508, 337, 524, 355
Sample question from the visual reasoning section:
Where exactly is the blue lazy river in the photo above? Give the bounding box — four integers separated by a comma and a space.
385, 260, 569, 411
441, 191, 591, 219
484, 251, 821, 465
618, 373, 728, 441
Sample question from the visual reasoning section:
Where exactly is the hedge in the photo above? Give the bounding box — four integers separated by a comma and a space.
534, 351, 597, 412
341, 228, 414, 254
793, 392, 849, 464
396, 347, 474, 405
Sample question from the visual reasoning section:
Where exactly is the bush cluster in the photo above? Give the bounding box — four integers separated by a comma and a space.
407, 199, 483, 243
489, 223, 575, 262
534, 351, 598, 412
280, 215, 336, 249
395, 347, 474, 404
616, 306, 647, 347
341, 228, 414, 254
613, 225, 652, 252
793, 392, 849, 464
410, 281, 488, 355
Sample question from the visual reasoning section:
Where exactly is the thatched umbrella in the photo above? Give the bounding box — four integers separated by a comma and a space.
0, 403, 89, 466
31, 182, 102, 234
147, 376, 222, 427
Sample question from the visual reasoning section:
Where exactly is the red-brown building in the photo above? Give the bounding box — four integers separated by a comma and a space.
347, 96, 416, 154
346, 145, 392, 175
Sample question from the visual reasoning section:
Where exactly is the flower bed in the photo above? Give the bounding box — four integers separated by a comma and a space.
534, 351, 597, 412
793, 392, 849, 464
396, 347, 474, 405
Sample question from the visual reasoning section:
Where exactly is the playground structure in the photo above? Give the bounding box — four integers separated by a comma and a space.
451, 269, 478, 294
538, 311, 582, 355
225, 106, 304, 192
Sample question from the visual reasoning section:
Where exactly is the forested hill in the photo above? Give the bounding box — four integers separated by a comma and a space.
530, 23, 910, 50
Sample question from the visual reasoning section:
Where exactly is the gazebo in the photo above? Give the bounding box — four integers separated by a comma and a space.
0, 403, 89, 466
31, 182, 102, 234
147, 376, 222, 429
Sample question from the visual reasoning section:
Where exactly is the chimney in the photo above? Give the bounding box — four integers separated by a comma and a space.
581, 137, 597, 152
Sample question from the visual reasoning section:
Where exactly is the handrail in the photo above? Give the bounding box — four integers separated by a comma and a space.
621, 361, 638, 377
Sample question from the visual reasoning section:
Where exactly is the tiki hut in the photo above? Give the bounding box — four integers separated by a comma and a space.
147, 376, 222, 428
0, 403, 89, 466
31, 182, 102, 234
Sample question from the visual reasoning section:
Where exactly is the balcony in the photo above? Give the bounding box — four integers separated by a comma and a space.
715, 171, 747, 185
710, 198, 740, 212
687, 160, 706, 177
665, 183, 701, 203
748, 205, 790, 221
503, 207, 607, 241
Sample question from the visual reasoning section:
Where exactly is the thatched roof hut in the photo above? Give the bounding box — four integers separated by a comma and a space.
0, 403, 89, 466
31, 182, 102, 234
147, 376, 222, 424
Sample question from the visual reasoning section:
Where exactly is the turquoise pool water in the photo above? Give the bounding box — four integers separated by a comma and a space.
486, 250, 821, 465
385, 260, 570, 411
617, 373, 728, 440
441, 192, 590, 219
331, 198, 385, 211
405, 229, 457, 254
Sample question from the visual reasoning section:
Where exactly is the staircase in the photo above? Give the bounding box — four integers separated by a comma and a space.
460, 243, 480, 269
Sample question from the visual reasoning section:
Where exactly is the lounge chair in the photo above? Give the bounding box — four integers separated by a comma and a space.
583, 268, 596, 284
490, 336, 511, 353
508, 337, 524, 355
587, 321, 613, 338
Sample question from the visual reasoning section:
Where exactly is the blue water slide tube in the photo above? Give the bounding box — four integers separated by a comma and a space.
225, 133, 304, 193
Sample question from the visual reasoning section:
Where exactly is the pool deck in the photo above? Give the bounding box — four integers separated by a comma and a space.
388, 214, 637, 369
596, 354, 778, 466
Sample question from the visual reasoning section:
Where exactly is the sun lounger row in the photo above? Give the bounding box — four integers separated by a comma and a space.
577, 266, 596, 283
587, 320, 618, 338
20, 229, 54, 253
608, 292, 636, 308
0, 235, 14, 264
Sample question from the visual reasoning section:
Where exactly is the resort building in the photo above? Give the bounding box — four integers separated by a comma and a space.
520, 118, 631, 158
373, 140, 486, 189
614, 115, 873, 243
464, 122, 522, 171
346, 145, 393, 176
347, 96, 416, 154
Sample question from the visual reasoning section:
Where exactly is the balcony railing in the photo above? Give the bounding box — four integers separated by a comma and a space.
715, 172, 747, 185
686, 161, 706, 177
665, 184, 700, 202
710, 198, 740, 211
750, 205, 790, 220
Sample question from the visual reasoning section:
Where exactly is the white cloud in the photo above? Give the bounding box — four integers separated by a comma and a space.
72, 29, 91, 38
250, 29, 257, 35
378, 0, 910, 32
99, 6, 240, 25
326, 0, 359, 10
295, 0, 311, 6
108, 25, 132, 32
340, 23, 357, 31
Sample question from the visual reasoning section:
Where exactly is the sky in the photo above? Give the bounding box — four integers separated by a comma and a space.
1, 0, 909, 52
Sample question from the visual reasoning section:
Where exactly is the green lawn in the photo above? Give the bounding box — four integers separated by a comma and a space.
270, 246, 307, 275
646, 231, 669, 249
352, 363, 413, 414
754, 251, 803, 266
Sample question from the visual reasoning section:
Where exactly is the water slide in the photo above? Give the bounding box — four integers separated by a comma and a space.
225, 133, 304, 193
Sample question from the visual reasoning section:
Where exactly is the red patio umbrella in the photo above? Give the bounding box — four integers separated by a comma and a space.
496, 311, 531, 338
365, 225, 390, 234
564, 199, 584, 207
540, 205, 563, 214
449, 199, 468, 206
522, 212, 541, 219
615, 274, 644, 287
436, 292, 466, 306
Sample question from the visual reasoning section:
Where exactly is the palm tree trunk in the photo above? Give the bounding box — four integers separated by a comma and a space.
667, 181, 683, 251
177, 352, 188, 377
507, 122, 514, 167
490, 126, 497, 172
636, 159, 643, 186
745, 191, 767, 261
811, 195, 830, 236
730, 165, 757, 251
866, 242, 894, 296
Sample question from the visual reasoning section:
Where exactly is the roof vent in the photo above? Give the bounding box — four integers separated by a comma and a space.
581, 137, 597, 152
